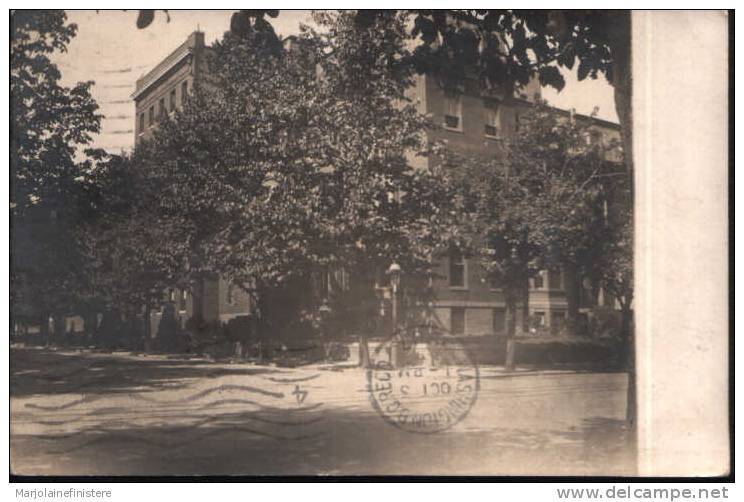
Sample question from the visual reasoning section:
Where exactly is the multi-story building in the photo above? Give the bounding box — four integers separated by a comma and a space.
404, 71, 622, 336
133, 31, 622, 339
132, 31, 210, 143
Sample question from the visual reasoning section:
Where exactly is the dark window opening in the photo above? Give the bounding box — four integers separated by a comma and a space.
444, 95, 461, 129
533, 311, 546, 327
484, 98, 501, 137
170, 89, 177, 111
551, 311, 565, 334
148, 106, 154, 126
449, 250, 465, 288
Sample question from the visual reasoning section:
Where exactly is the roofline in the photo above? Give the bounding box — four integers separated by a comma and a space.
131, 31, 205, 102
131, 45, 193, 102
510, 96, 620, 130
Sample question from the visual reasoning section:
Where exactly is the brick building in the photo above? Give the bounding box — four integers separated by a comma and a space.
133, 31, 622, 338
404, 71, 622, 336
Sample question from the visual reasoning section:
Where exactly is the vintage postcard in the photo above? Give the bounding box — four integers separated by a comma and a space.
8, 9, 731, 478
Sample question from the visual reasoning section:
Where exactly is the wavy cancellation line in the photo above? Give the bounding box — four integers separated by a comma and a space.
47, 426, 324, 454
37, 411, 326, 441
25, 383, 286, 411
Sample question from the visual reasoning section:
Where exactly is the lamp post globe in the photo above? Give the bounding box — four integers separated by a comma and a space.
387, 262, 402, 292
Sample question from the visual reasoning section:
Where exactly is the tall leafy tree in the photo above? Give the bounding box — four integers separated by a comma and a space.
130, 11, 460, 345
78, 152, 187, 347
452, 101, 625, 369
10, 10, 101, 339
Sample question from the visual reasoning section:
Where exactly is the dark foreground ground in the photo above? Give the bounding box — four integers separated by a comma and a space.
10, 346, 635, 476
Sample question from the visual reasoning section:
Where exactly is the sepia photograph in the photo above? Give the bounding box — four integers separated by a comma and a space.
8, 8, 731, 480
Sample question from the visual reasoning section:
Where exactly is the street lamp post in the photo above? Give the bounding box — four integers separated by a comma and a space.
387, 262, 402, 367
318, 299, 332, 359
387, 262, 402, 330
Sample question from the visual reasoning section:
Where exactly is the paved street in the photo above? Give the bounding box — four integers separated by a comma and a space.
10, 346, 635, 476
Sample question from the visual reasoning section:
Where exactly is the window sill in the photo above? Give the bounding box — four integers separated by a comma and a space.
484, 134, 502, 140
443, 125, 464, 133
449, 286, 469, 291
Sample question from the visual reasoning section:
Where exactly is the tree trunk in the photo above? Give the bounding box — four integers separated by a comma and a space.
621, 305, 635, 421
564, 263, 581, 325
40, 312, 50, 346
52, 313, 65, 344
143, 303, 152, 352
624, 312, 637, 461
504, 294, 517, 371
191, 277, 205, 324
520, 280, 530, 335
609, 11, 633, 180
83, 311, 97, 346
609, 15, 637, 456
359, 333, 371, 368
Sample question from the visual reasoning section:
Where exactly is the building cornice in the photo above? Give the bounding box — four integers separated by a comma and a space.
131, 42, 193, 102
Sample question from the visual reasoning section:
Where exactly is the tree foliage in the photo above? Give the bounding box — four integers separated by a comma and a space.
10, 10, 102, 333
451, 100, 627, 339
127, 11, 460, 338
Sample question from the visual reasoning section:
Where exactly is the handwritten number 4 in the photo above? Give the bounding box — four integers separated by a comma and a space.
292, 385, 308, 404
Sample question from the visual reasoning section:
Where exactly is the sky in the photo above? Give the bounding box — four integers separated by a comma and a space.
53, 10, 618, 155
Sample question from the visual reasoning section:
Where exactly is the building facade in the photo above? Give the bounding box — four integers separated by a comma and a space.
405, 71, 622, 336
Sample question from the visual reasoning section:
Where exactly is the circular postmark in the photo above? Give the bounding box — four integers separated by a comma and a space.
366, 331, 479, 434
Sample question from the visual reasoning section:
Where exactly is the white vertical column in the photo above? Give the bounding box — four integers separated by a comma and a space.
633, 10, 729, 476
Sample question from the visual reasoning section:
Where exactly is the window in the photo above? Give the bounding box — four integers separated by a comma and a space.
170, 89, 177, 112
179, 289, 187, 311
158, 97, 165, 118
551, 311, 566, 334
533, 270, 546, 290
493, 308, 506, 335
181, 80, 188, 103
139, 113, 145, 134
449, 250, 466, 288
451, 307, 465, 335
148, 106, 154, 126
484, 98, 501, 138
168, 289, 175, 302
533, 311, 546, 326
514, 111, 521, 132
444, 94, 462, 130
586, 129, 603, 146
